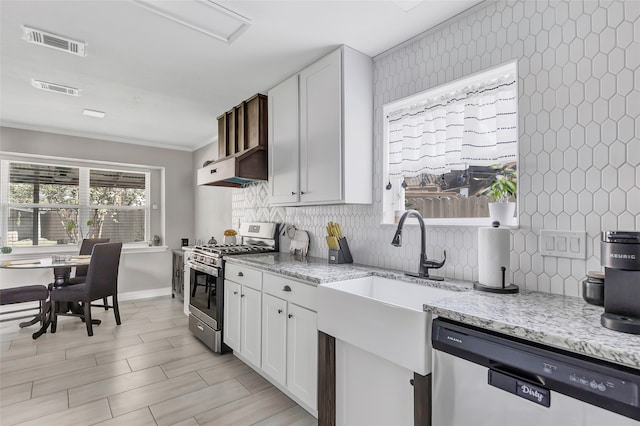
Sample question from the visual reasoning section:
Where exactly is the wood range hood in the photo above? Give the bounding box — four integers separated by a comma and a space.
197, 94, 268, 188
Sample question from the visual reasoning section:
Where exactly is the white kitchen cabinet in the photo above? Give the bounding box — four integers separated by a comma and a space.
224, 264, 263, 367
268, 45, 373, 206
298, 49, 342, 204
261, 273, 318, 412
240, 286, 262, 367
268, 74, 299, 204
286, 303, 318, 410
261, 293, 288, 383
223, 281, 241, 352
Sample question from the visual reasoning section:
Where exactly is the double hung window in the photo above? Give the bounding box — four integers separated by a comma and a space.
1, 159, 149, 248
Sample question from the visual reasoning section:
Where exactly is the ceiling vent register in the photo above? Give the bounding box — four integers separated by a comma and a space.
31, 79, 80, 96
22, 26, 87, 57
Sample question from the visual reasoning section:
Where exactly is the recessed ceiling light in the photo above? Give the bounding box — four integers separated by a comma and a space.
83, 109, 106, 118
23, 26, 87, 56
130, 0, 251, 44
31, 79, 80, 96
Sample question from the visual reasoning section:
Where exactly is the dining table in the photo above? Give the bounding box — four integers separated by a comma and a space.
0, 254, 92, 338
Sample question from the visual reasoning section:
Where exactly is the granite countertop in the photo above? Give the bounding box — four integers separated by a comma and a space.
224, 253, 640, 370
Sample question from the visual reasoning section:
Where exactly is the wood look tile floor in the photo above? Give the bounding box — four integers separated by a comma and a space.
0, 297, 317, 426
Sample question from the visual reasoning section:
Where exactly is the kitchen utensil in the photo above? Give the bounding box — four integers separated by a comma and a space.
326, 236, 339, 250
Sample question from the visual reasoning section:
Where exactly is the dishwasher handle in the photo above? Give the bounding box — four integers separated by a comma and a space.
489, 367, 551, 408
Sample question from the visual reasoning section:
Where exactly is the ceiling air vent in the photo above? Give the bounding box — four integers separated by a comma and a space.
22, 26, 87, 57
31, 79, 80, 96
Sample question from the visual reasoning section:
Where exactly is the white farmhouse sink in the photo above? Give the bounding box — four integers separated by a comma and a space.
317, 275, 457, 375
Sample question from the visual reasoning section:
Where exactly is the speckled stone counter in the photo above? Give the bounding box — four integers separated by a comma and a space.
224, 253, 640, 370
224, 253, 374, 285
425, 290, 640, 370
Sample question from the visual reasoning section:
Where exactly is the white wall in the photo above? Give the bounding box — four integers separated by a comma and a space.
0, 126, 195, 296
192, 142, 233, 244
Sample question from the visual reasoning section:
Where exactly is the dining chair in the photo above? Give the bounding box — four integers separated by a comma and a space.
50, 242, 123, 336
53, 238, 110, 308
53, 238, 110, 283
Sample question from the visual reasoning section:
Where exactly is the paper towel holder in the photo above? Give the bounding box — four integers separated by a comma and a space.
474, 266, 519, 294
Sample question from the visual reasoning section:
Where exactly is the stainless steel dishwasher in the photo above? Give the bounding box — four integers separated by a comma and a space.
431, 318, 640, 425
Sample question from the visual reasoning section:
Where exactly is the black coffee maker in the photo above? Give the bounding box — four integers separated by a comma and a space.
601, 231, 640, 334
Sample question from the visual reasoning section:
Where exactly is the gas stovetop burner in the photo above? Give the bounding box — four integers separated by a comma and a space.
194, 244, 274, 257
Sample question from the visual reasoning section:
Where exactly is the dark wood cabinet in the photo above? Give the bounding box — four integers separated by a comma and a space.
217, 113, 227, 159
245, 94, 268, 150
216, 93, 267, 159
235, 102, 245, 153
172, 250, 184, 300
226, 109, 236, 156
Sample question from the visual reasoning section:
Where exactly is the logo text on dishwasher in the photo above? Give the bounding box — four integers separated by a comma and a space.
446, 336, 462, 344
520, 384, 545, 403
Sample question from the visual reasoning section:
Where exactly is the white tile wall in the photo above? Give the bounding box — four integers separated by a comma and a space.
233, 0, 640, 298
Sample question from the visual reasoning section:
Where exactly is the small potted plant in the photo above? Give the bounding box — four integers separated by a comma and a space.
482, 166, 517, 226
1, 238, 11, 254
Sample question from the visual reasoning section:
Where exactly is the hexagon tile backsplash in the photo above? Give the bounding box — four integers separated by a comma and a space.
233, 0, 640, 299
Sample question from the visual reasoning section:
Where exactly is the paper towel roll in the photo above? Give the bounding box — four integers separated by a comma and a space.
478, 227, 510, 287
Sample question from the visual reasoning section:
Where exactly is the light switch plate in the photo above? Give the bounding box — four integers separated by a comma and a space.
539, 230, 587, 259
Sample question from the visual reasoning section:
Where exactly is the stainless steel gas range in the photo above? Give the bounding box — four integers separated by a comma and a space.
186, 222, 280, 352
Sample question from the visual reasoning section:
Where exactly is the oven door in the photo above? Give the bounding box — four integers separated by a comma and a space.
187, 262, 222, 330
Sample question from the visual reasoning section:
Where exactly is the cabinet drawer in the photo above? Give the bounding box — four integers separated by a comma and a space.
225, 263, 262, 290
263, 273, 317, 311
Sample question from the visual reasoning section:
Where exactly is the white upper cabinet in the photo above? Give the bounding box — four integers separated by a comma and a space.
268, 45, 373, 206
299, 49, 342, 204
268, 74, 300, 204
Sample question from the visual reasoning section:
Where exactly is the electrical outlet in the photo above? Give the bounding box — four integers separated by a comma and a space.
540, 230, 586, 259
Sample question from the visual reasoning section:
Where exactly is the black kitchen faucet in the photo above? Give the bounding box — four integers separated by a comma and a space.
391, 209, 446, 280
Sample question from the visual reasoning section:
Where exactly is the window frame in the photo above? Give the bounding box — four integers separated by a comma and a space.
381, 60, 519, 227
1, 155, 159, 253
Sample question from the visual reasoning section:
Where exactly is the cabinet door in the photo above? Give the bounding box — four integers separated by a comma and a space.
261, 293, 287, 384
241, 286, 262, 367
223, 281, 241, 351
299, 48, 342, 204
268, 74, 300, 204
286, 303, 318, 410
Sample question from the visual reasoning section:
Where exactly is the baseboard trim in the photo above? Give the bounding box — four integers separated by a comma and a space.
119, 288, 172, 301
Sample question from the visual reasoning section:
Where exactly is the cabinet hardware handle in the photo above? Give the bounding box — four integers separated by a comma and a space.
197, 324, 204, 331
288, 314, 293, 318
300, 191, 305, 195
210, 169, 217, 174
241, 294, 245, 298
291, 191, 296, 195
278, 309, 283, 314
233, 291, 238, 295
283, 285, 292, 292
410, 379, 414, 386
237, 272, 244, 277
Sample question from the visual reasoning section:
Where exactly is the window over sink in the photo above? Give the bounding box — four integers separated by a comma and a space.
382, 60, 519, 226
